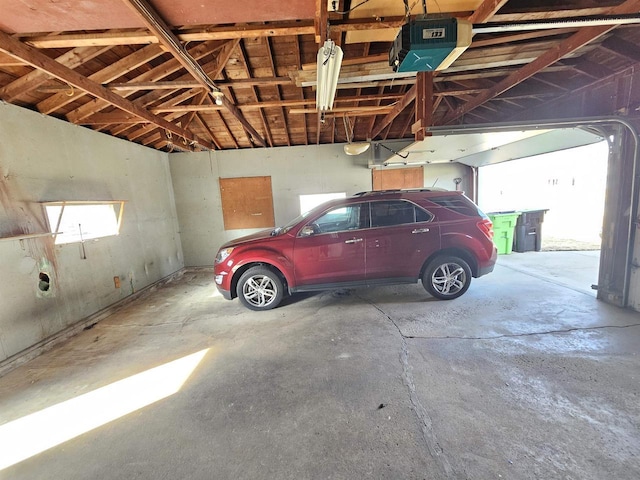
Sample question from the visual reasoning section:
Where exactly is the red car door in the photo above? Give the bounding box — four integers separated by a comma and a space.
365, 200, 440, 281
293, 203, 367, 287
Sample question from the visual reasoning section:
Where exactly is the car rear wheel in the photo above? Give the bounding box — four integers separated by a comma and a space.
237, 266, 284, 311
422, 255, 471, 300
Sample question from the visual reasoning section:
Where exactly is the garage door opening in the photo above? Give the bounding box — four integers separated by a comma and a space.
477, 140, 609, 296
478, 140, 609, 251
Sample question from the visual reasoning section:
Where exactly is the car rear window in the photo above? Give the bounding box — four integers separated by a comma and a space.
428, 195, 481, 217
370, 200, 433, 227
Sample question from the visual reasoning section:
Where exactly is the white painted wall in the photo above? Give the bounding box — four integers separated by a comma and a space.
0, 102, 183, 362
169, 145, 370, 266
421, 163, 470, 192
169, 144, 470, 266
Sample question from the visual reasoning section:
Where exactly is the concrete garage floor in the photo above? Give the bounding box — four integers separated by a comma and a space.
1, 251, 639, 479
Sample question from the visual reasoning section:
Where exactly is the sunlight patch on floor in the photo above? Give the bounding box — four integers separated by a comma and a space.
0, 348, 209, 471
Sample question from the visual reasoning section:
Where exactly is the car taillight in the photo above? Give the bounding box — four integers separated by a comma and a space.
477, 218, 494, 240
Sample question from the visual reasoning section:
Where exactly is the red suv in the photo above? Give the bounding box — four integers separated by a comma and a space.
214, 189, 497, 310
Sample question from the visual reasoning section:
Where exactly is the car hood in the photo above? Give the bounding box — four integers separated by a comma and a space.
221, 228, 278, 248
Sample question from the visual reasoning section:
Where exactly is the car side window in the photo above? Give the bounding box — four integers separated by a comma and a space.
307, 203, 365, 234
428, 196, 480, 216
415, 206, 432, 222
370, 200, 432, 227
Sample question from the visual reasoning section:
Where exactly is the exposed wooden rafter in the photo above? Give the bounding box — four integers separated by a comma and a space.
370, 85, 417, 139
441, 0, 640, 124
0, 45, 112, 102
121, 0, 267, 148
467, 0, 510, 23
0, 2, 639, 153
0, 29, 214, 150
66, 40, 227, 125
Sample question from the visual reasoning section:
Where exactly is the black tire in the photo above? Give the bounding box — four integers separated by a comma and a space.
422, 255, 471, 300
236, 266, 284, 311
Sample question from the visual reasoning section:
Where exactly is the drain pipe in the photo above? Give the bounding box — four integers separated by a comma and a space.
426, 116, 639, 306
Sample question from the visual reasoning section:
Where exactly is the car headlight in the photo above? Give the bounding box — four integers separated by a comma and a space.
215, 247, 234, 265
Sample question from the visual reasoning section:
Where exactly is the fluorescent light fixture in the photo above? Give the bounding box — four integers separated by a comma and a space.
316, 40, 343, 111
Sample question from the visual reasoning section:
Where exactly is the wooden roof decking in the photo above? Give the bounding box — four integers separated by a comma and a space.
0, 0, 639, 152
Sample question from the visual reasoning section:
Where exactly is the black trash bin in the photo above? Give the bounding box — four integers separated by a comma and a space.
513, 209, 548, 252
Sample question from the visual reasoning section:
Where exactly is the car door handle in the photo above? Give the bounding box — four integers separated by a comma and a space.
344, 238, 363, 244
412, 228, 430, 234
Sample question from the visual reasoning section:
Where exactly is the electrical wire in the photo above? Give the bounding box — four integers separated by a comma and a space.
130, 0, 220, 93
332, 0, 371, 15
343, 115, 354, 142
321, 42, 336, 66
377, 142, 409, 159
403, 0, 410, 20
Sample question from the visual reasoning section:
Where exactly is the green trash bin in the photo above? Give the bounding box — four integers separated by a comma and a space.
488, 212, 521, 255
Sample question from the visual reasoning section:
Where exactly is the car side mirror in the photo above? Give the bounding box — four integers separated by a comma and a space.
299, 225, 316, 237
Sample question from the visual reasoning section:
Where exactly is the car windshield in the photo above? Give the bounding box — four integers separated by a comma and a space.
271, 212, 309, 236
271, 200, 342, 236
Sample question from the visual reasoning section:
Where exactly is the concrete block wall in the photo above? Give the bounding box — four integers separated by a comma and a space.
169, 145, 470, 267
0, 102, 183, 362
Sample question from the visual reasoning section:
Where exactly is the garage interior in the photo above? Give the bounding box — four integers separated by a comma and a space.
1, 1, 640, 478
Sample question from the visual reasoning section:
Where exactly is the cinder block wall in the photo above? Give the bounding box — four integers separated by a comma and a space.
169, 145, 470, 267
0, 102, 183, 362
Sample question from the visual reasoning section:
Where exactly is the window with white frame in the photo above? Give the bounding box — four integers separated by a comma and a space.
299, 192, 346, 215
43, 201, 125, 245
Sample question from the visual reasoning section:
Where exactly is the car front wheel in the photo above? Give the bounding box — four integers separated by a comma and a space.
422, 255, 471, 300
237, 266, 284, 311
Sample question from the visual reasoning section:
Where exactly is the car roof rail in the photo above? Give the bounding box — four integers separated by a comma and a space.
353, 188, 453, 197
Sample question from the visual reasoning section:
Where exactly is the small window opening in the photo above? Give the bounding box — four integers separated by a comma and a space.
43, 201, 126, 245
299, 193, 346, 215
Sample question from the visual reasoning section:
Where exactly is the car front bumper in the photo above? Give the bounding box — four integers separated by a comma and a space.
216, 283, 233, 300
215, 268, 234, 300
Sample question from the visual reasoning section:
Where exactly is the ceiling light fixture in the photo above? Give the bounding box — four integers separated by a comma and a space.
316, 40, 343, 112
344, 142, 371, 155
211, 89, 224, 106
342, 116, 370, 155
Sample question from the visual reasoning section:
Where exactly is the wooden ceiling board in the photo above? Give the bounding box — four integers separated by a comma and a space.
344, 0, 482, 43
0, 0, 638, 152
0, 0, 316, 34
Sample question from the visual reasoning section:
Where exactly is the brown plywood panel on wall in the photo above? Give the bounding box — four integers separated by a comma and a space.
372, 167, 424, 191
219, 176, 275, 230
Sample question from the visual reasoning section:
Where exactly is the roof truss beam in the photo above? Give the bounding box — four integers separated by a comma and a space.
121, 0, 267, 147
0, 29, 214, 149
441, 0, 640, 124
